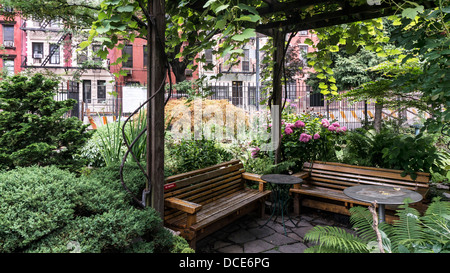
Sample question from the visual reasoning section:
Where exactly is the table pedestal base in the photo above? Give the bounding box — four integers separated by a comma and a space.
259, 183, 298, 235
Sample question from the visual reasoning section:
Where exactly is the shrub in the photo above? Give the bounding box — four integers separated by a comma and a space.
0, 165, 191, 253
341, 128, 445, 179
0, 74, 92, 171
166, 135, 234, 174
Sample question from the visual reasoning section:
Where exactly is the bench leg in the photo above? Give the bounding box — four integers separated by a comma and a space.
259, 199, 266, 218
293, 193, 301, 216
188, 239, 196, 250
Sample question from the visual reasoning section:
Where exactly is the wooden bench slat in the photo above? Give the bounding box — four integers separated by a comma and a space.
165, 159, 241, 183
163, 160, 270, 248
164, 170, 244, 199
164, 177, 243, 221
310, 169, 429, 188
305, 161, 430, 183
167, 190, 252, 228
191, 189, 270, 230
309, 174, 425, 191
164, 163, 244, 193
291, 161, 431, 223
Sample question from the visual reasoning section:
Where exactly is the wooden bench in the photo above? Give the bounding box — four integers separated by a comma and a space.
163, 159, 271, 248
290, 161, 431, 223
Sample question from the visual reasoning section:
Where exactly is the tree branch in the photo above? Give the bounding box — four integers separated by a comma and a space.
368, 201, 385, 253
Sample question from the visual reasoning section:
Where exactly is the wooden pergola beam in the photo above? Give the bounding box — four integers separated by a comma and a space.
256, 2, 394, 35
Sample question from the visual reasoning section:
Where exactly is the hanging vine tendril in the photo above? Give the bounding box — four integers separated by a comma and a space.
119, 6, 173, 208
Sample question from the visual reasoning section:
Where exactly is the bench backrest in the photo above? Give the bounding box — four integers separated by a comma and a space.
303, 161, 430, 195
164, 159, 245, 220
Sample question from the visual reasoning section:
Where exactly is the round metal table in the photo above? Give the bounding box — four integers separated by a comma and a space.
260, 174, 303, 235
343, 185, 423, 222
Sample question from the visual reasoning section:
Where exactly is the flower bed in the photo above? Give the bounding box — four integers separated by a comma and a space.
250, 112, 346, 174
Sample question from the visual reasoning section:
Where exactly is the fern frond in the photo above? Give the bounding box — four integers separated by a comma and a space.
304, 226, 369, 253
391, 202, 423, 250
349, 206, 377, 241
421, 198, 450, 244
425, 197, 450, 217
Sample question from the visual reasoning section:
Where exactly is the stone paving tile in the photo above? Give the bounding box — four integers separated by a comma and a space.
243, 240, 275, 253
196, 210, 352, 254
278, 242, 308, 253
227, 229, 256, 244
262, 232, 298, 246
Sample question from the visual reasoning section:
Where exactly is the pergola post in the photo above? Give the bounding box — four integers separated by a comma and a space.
272, 29, 284, 164
147, 0, 165, 217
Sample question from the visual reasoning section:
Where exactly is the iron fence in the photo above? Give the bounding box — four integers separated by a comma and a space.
53, 80, 423, 131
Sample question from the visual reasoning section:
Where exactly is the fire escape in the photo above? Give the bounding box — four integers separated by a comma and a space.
41, 32, 71, 67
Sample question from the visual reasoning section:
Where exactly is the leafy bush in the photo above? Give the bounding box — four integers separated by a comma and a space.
0, 165, 192, 253
340, 128, 398, 167
0, 74, 92, 171
166, 135, 234, 175
341, 128, 445, 179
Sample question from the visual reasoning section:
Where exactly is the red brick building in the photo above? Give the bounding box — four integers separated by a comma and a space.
0, 10, 24, 76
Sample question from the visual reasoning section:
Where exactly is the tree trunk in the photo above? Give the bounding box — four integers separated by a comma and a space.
147, 0, 165, 218
272, 30, 284, 164
374, 102, 383, 133
170, 59, 187, 83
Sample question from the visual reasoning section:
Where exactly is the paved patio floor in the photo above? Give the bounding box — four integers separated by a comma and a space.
196, 209, 354, 253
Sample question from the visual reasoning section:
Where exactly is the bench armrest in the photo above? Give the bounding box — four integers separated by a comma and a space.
242, 172, 267, 192
292, 171, 310, 189
165, 197, 202, 214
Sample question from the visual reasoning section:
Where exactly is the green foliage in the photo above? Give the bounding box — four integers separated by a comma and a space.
304, 225, 370, 253
166, 135, 234, 175
0, 164, 192, 253
387, 3, 450, 135
341, 128, 399, 167
304, 198, 450, 253
340, 127, 445, 179
0, 74, 92, 171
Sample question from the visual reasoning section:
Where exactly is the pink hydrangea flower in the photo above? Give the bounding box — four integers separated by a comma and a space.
332, 122, 340, 128
299, 133, 312, 143
336, 126, 347, 134
313, 133, 320, 140
294, 120, 305, 128
328, 125, 336, 131
251, 147, 260, 158
285, 126, 293, 135
321, 119, 330, 128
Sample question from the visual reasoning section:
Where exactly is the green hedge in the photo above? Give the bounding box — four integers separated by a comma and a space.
0, 164, 193, 253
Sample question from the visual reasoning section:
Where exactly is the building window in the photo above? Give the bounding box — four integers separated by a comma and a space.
299, 45, 308, 67
205, 49, 213, 65
299, 30, 308, 36
143, 45, 148, 67
2, 59, 14, 75
122, 45, 133, 68
232, 81, 243, 106
92, 44, 103, 63
77, 45, 88, 64
49, 44, 60, 64
97, 80, 106, 103
242, 49, 250, 72
32, 42, 44, 59
3, 25, 14, 48
309, 86, 324, 107
83, 80, 91, 103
